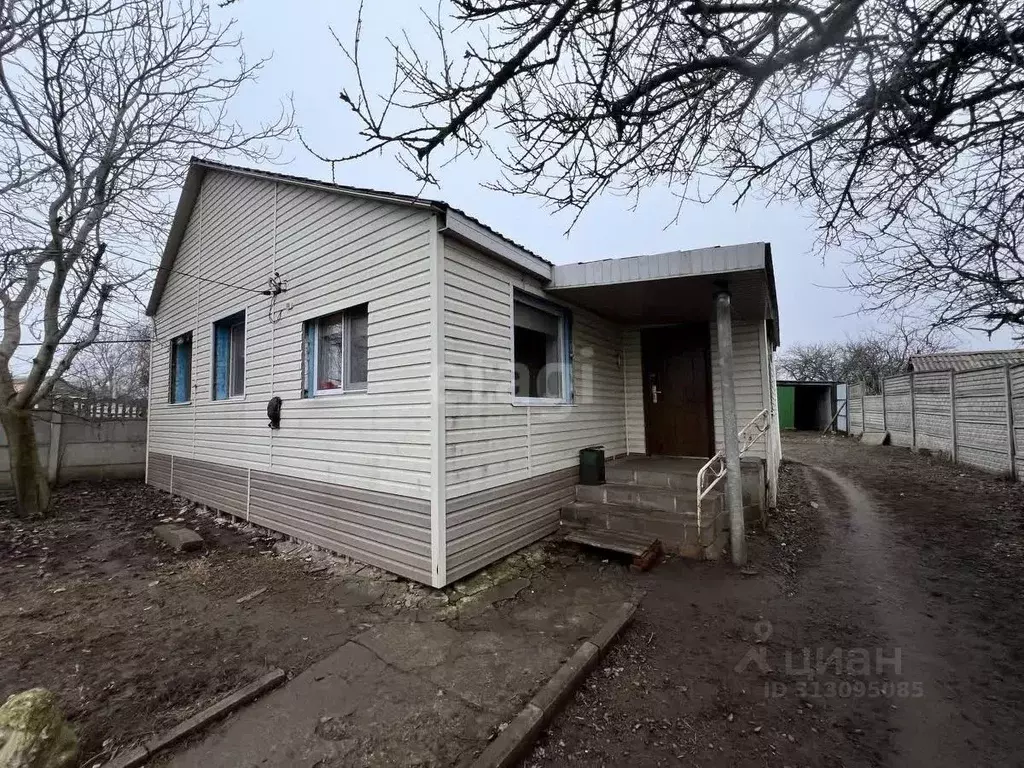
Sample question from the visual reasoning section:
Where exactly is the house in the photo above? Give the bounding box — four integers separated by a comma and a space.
145, 159, 783, 587
16, 377, 86, 401
907, 349, 1024, 373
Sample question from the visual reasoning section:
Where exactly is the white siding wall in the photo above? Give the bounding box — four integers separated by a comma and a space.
442, 239, 627, 499
442, 239, 627, 578
709, 318, 769, 459
149, 170, 436, 498
623, 329, 645, 454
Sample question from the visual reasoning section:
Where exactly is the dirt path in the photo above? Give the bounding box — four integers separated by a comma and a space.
525, 435, 1024, 767
799, 463, 975, 767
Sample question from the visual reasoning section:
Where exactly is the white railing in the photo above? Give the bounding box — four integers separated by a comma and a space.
696, 408, 770, 533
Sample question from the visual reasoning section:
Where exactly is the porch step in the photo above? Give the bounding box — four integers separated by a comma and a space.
563, 528, 662, 571
562, 500, 725, 551
564, 500, 721, 529
605, 462, 708, 489
564, 527, 659, 558
575, 482, 714, 514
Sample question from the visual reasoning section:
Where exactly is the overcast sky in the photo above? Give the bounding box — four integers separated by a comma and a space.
211, 0, 1011, 351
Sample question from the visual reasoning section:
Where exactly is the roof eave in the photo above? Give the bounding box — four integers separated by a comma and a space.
146, 158, 552, 317
440, 209, 553, 282
764, 242, 780, 348
145, 162, 207, 317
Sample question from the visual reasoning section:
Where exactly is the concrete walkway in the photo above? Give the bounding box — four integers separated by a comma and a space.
161, 557, 633, 767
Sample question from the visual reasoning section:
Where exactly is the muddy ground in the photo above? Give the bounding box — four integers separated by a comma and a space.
0, 483, 388, 765
0, 481, 627, 767
526, 433, 1024, 767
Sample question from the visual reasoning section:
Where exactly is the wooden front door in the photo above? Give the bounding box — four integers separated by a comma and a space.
641, 325, 713, 456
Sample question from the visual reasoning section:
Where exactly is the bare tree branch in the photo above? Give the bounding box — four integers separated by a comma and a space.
325, 0, 1024, 338
0, 0, 292, 515
778, 322, 955, 392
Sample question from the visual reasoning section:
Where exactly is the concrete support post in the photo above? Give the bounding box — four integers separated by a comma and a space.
714, 288, 745, 566
909, 372, 916, 450
860, 381, 866, 436
949, 371, 958, 462
1005, 365, 1016, 480
881, 378, 888, 433
46, 410, 62, 485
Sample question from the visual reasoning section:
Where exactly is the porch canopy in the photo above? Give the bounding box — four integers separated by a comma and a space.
546, 241, 780, 567
546, 241, 779, 343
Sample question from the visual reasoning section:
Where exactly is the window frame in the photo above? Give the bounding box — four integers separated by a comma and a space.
211, 309, 247, 401
305, 303, 369, 397
510, 290, 573, 406
167, 331, 193, 405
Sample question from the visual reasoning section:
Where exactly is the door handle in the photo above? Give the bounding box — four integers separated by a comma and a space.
651, 383, 661, 404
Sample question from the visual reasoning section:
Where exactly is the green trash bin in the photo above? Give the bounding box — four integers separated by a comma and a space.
579, 446, 605, 486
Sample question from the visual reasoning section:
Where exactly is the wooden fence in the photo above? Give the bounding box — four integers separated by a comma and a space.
849, 364, 1024, 480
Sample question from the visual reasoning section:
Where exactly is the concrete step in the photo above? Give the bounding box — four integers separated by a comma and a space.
564, 500, 720, 528
575, 482, 719, 515
604, 465, 706, 489
561, 500, 725, 549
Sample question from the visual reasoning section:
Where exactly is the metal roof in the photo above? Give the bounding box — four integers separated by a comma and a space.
907, 349, 1024, 372
548, 242, 780, 346
551, 242, 768, 287
145, 159, 780, 341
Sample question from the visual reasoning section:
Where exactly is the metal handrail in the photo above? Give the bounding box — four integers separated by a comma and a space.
696, 408, 770, 534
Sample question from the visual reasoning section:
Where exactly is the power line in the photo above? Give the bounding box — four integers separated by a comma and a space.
105, 248, 279, 296
7, 243, 283, 298
11, 338, 149, 347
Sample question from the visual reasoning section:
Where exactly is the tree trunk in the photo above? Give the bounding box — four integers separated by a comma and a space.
0, 407, 52, 517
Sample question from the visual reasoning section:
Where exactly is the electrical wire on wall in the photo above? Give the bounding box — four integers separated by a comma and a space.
106, 248, 267, 296
266, 271, 288, 323
96, 250, 290, 344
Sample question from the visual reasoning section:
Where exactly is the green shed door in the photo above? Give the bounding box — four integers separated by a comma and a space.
777, 385, 795, 430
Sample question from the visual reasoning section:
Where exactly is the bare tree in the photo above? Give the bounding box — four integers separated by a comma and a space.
65, 324, 150, 399
0, 1, 67, 59
325, 1, 1024, 335
778, 324, 952, 392
0, 0, 290, 516
848, 168, 1024, 341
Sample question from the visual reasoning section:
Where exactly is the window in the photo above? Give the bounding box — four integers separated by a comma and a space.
513, 293, 572, 402
213, 311, 245, 399
168, 332, 192, 403
305, 303, 368, 395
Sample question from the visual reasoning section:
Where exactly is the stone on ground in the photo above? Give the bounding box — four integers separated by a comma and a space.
153, 524, 204, 552
860, 431, 890, 446
0, 688, 77, 768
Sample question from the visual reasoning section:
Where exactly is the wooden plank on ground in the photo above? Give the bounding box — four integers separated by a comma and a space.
565, 528, 659, 561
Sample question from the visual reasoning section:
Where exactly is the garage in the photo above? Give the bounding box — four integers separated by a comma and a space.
777, 380, 847, 432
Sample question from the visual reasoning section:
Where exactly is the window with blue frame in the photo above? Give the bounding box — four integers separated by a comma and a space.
168, 332, 192, 403
303, 303, 368, 396
512, 292, 572, 402
212, 311, 246, 399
